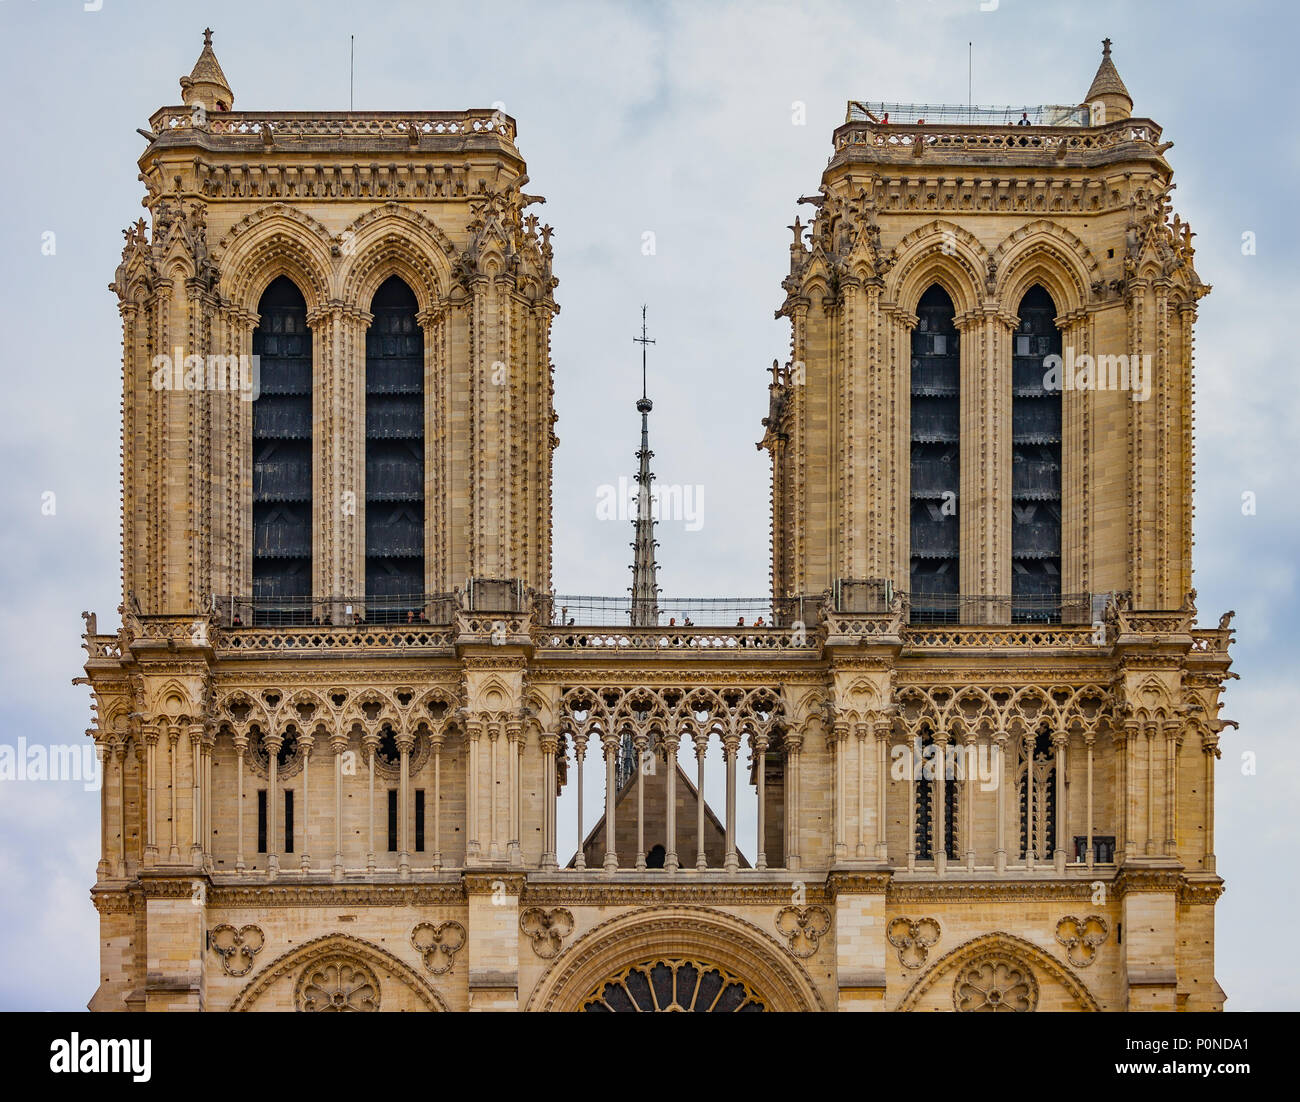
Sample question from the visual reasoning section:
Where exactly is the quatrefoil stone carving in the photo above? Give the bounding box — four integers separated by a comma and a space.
887, 917, 941, 969
210, 924, 265, 977
775, 905, 832, 959
1055, 914, 1108, 967
411, 921, 467, 975
519, 907, 575, 959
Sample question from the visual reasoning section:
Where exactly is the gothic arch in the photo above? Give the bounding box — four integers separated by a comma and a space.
895, 931, 1100, 1011
993, 221, 1100, 318
219, 206, 334, 316
339, 206, 454, 314
523, 906, 826, 1012
228, 932, 449, 1011
888, 221, 987, 317
148, 679, 197, 719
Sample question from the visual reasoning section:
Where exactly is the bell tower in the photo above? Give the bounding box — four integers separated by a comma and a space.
762, 38, 1207, 618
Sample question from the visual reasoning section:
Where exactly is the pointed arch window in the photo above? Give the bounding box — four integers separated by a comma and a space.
915, 733, 959, 861
1017, 731, 1056, 860
1012, 285, 1062, 622
252, 276, 312, 621
910, 285, 960, 622
365, 277, 424, 621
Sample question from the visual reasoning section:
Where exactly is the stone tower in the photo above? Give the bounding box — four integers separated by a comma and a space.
81, 34, 1234, 1013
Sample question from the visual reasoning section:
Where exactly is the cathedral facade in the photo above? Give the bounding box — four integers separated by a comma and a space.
80, 32, 1235, 1012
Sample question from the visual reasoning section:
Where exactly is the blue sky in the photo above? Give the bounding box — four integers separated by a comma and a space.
0, 0, 1295, 1010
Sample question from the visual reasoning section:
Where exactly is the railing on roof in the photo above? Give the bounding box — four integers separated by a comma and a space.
847, 101, 1090, 127
148, 107, 517, 144
212, 594, 454, 628
548, 595, 822, 629
907, 592, 1100, 626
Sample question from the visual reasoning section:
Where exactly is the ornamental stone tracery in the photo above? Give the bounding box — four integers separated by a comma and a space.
295, 957, 381, 1012
83, 33, 1234, 1016
953, 954, 1039, 1012
581, 959, 766, 1013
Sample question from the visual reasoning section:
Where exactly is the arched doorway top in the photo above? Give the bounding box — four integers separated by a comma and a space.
524, 906, 826, 1013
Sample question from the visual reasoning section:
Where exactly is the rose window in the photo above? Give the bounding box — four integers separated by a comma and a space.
295, 958, 380, 1012
953, 955, 1038, 1012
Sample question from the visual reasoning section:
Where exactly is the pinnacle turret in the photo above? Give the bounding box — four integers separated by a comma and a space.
179, 27, 234, 114
1085, 37, 1132, 121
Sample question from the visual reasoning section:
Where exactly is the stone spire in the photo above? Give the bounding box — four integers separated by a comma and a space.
629, 306, 660, 628
1085, 37, 1132, 121
179, 28, 234, 114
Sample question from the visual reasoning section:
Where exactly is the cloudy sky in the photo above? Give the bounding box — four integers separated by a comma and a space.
0, 0, 1295, 1011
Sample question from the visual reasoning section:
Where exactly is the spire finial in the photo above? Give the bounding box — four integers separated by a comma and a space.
203, 27, 213, 47
633, 303, 655, 408
1102, 36, 1111, 58
629, 307, 660, 627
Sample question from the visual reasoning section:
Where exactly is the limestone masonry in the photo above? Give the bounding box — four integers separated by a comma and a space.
80, 31, 1234, 1012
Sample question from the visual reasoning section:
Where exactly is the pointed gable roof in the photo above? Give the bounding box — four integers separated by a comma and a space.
1086, 38, 1131, 103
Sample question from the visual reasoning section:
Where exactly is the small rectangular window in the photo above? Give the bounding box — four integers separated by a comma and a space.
257, 789, 267, 853
932, 334, 946, 355
387, 789, 398, 852
1072, 835, 1117, 863
284, 789, 295, 854
415, 789, 425, 853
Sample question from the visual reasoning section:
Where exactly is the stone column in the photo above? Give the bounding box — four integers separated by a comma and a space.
873, 719, 889, 861
723, 732, 740, 873
114, 740, 128, 878
201, 727, 214, 872
265, 731, 282, 877
431, 730, 445, 869
1165, 720, 1180, 857
299, 730, 313, 872
488, 720, 501, 862
602, 730, 619, 872
362, 730, 379, 874
993, 732, 1007, 874
465, 719, 482, 862
506, 719, 523, 867
1085, 731, 1096, 870
955, 308, 1018, 622
573, 732, 588, 870
397, 730, 414, 878
854, 723, 867, 859
753, 733, 769, 870
831, 721, 849, 861
634, 732, 649, 870
784, 730, 803, 872
934, 732, 948, 874
1145, 722, 1156, 857
96, 739, 110, 880
905, 732, 917, 872
188, 722, 203, 868
539, 731, 558, 870
331, 731, 348, 880
1053, 731, 1068, 874
143, 722, 160, 865
963, 731, 977, 870
1024, 733, 1035, 871
663, 731, 680, 872
165, 723, 181, 863
233, 731, 247, 876
1202, 732, 1218, 873
693, 730, 710, 870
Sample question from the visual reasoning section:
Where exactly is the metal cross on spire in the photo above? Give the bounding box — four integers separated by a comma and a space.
633, 303, 655, 405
